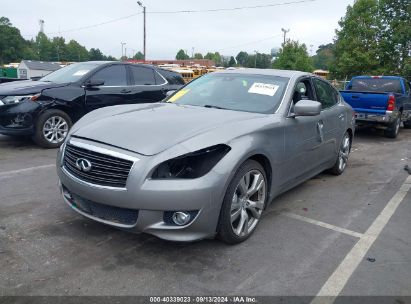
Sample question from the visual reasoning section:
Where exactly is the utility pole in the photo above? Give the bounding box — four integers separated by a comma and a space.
121, 42, 126, 60
191, 47, 195, 59
137, 1, 146, 61
281, 28, 290, 45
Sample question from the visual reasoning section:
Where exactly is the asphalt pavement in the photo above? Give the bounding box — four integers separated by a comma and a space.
0, 127, 410, 300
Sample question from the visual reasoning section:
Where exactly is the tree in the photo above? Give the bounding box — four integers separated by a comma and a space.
312, 43, 335, 70
133, 51, 144, 60
204, 52, 222, 66
89, 48, 105, 60
193, 53, 203, 59
35, 32, 54, 61
51, 37, 67, 61
176, 49, 189, 60
331, 0, 380, 78
0, 17, 30, 64
65, 39, 89, 61
378, 0, 411, 75
228, 56, 236, 67
235, 51, 248, 67
273, 40, 313, 72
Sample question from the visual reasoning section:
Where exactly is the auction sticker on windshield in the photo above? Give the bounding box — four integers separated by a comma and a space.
248, 83, 279, 96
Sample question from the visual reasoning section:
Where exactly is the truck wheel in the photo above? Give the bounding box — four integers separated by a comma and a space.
32, 110, 72, 148
404, 120, 411, 129
384, 116, 401, 138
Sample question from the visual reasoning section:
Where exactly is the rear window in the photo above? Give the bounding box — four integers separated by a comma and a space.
159, 69, 185, 85
348, 78, 403, 93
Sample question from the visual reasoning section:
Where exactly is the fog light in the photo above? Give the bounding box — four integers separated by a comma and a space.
172, 212, 191, 226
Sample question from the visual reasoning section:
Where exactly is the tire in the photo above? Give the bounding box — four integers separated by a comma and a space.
329, 131, 351, 176
32, 109, 72, 148
384, 116, 401, 138
217, 160, 268, 244
404, 120, 411, 129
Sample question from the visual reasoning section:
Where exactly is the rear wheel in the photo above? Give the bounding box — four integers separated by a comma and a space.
384, 116, 401, 138
330, 131, 351, 175
217, 160, 267, 244
32, 110, 72, 148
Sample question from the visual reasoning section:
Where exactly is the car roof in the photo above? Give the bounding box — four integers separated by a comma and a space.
217, 68, 311, 78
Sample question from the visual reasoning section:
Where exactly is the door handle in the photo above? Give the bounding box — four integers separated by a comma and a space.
121, 89, 132, 94
317, 121, 324, 142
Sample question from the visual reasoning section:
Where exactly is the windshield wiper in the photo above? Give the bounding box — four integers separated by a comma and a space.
203, 105, 229, 110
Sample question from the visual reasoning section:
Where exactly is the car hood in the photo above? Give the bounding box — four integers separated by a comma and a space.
0, 80, 69, 95
72, 103, 264, 156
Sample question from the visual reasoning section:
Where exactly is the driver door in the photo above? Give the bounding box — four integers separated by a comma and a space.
281, 77, 325, 189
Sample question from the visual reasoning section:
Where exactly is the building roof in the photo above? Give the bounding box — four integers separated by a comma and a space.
20, 60, 61, 71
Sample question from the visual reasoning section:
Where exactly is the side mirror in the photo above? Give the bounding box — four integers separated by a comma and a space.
294, 100, 322, 117
85, 79, 105, 87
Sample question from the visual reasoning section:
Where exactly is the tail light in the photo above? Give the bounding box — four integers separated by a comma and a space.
387, 95, 395, 111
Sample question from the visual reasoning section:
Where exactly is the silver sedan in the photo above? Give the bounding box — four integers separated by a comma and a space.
56, 69, 355, 244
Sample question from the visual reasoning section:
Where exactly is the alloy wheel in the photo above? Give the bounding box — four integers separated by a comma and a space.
338, 133, 351, 172
42, 116, 68, 144
230, 169, 266, 237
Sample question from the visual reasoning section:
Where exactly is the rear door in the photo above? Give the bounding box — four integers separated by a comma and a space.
128, 65, 167, 103
84, 64, 131, 112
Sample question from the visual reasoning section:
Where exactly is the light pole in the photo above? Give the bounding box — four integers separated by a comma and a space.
137, 1, 146, 61
121, 42, 126, 60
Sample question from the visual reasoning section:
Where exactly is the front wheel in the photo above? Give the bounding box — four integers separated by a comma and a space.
329, 131, 351, 175
217, 160, 268, 244
32, 110, 72, 148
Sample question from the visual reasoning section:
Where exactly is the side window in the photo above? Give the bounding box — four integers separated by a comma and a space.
90, 65, 127, 86
130, 66, 156, 85
313, 78, 338, 109
292, 78, 315, 105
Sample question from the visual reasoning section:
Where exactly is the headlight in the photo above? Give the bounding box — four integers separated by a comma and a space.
0, 94, 40, 106
152, 144, 231, 179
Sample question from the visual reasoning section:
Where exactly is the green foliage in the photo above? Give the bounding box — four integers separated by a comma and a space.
228, 56, 236, 67
204, 52, 222, 66
193, 53, 203, 59
176, 49, 189, 60
331, 0, 380, 78
273, 40, 313, 72
378, 0, 411, 75
235, 51, 248, 66
312, 43, 335, 70
0, 17, 29, 64
133, 51, 144, 60
0, 16, 116, 64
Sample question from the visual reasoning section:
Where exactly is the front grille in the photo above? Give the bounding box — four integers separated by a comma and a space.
66, 189, 138, 226
63, 143, 133, 188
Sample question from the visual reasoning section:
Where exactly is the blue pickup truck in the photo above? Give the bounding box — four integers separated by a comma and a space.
340, 76, 411, 138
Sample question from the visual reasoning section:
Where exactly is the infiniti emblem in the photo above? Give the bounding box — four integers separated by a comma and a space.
75, 158, 92, 172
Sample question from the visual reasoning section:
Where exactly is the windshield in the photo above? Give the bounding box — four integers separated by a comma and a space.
40, 62, 102, 83
167, 73, 289, 114
349, 78, 403, 93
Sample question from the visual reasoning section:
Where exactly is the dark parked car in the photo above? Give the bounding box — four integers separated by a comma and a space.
0, 61, 184, 148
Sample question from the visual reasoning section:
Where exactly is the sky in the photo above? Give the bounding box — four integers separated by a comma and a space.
3, 0, 354, 60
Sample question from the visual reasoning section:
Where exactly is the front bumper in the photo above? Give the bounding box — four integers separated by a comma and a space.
0, 101, 39, 136
56, 139, 230, 242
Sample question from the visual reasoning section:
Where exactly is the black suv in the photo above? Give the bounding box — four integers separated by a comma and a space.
0, 61, 184, 148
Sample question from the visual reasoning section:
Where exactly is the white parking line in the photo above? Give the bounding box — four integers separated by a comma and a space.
0, 164, 55, 177
283, 212, 364, 238
311, 175, 411, 302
